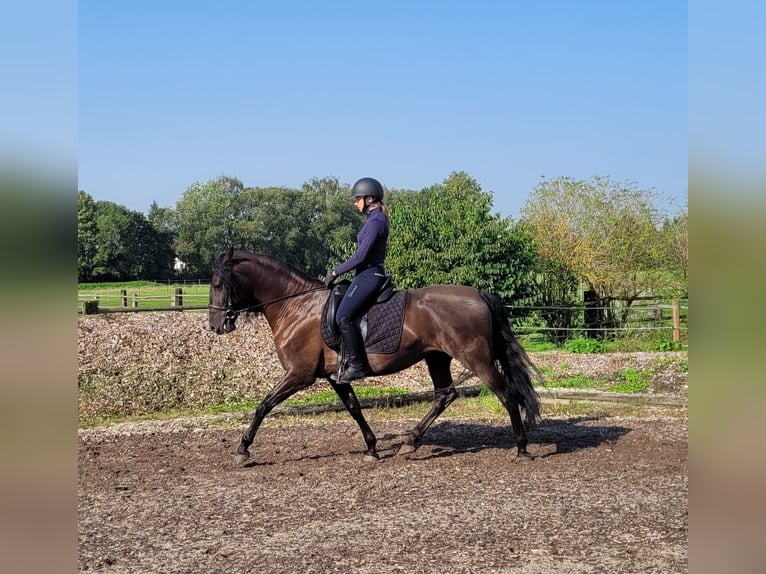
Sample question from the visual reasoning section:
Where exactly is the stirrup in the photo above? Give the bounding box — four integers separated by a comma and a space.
339, 364, 366, 383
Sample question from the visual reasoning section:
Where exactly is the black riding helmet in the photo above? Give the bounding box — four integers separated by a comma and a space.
351, 177, 384, 202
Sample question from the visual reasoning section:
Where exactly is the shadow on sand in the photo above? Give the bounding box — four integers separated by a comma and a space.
240, 416, 632, 467
379, 416, 631, 461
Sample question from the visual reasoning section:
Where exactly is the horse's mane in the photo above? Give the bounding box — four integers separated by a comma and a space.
212, 250, 241, 295
249, 252, 318, 285
213, 250, 319, 294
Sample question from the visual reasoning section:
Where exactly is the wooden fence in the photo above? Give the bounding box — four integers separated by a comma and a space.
78, 288, 209, 314
78, 288, 687, 342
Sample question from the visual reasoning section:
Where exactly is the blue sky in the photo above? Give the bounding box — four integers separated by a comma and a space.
78, 1, 687, 218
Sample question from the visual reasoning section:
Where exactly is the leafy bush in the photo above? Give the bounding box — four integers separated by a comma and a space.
564, 337, 607, 354
557, 374, 599, 388
653, 336, 683, 352
608, 368, 651, 393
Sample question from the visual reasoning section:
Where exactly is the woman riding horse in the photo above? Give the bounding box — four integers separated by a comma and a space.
324, 177, 390, 383
209, 247, 542, 464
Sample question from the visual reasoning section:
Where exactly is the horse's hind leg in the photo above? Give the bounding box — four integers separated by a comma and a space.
504, 392, 532, 460
398, 352, 457, 456
476, 367, 532, 460
329, 380, 379, 461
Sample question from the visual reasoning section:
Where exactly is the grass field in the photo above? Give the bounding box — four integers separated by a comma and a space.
77, 281, 210, 309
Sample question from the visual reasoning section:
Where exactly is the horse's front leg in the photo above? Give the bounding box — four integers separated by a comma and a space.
328, 379, 379, 461
235, 374, 313, 464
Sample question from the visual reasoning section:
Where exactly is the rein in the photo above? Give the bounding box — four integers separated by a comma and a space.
208, 285, 327, 319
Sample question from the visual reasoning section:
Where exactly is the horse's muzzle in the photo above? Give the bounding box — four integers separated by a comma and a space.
210, 318, 236, 335
209, 305, 238, 334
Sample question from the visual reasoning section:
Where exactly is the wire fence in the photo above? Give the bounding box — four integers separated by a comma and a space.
506, 300, 688, 342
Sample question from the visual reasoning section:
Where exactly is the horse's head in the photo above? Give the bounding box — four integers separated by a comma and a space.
208, 247, 240, 334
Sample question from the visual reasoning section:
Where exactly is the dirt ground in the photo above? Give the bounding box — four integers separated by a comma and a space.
78, 404, 687, 573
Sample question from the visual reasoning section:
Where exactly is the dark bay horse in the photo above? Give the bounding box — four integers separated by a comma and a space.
208, 248, 541, 464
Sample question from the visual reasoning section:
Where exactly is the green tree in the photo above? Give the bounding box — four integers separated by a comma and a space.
147, 200, 177, 235
658, 206, 688, 296
515, 219, 582, 343
299, 176, 360, 278
235, 185, 307, 269
173, 176, 247, 276
91, 201, 172, 280
78, 190, 98, 282
521, 175, 673, 330
145, 201, 177, 280
233, 177, 360, 279
387, 172, 535, 302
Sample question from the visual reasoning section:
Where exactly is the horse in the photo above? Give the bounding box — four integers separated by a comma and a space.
208, 247, 542, 464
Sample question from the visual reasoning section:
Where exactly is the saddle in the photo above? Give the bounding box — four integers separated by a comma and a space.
320, 275, 408, 355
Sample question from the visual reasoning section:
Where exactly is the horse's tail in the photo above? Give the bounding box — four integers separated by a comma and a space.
480, 291, 542, 427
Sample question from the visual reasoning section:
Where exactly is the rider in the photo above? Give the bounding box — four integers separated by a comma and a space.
324, 177, 390, 382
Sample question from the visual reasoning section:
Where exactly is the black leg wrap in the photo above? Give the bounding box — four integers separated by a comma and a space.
435, 385, 457, 404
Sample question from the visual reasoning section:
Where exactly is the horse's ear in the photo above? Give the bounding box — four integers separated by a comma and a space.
224, 246, 234, 263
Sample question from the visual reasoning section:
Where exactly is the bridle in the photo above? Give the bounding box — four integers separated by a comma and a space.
208, 285, 327, 321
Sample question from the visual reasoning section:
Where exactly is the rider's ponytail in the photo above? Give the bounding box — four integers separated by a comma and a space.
377, 201, 390, 222
368, 200, 389, 224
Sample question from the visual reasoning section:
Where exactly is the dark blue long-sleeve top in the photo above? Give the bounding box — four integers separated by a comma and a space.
333, 207, 389, 277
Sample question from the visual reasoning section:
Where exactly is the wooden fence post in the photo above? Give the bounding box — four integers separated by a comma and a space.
132, 294, 139, 308
583, 290, 599, 338
82, 300, 99, 315
121, 289, 128, 307
172, 287, 183, 307
672, 299, 680, 342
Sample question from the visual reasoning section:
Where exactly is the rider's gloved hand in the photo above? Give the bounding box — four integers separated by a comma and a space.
324, 272, 337, 288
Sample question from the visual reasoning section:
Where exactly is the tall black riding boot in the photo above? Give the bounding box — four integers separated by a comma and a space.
338, 318, 367, 382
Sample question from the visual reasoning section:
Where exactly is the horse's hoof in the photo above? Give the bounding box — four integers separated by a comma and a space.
397, 443, 416, 456
516, 450, 534, 462
233, 451, 250, 465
